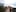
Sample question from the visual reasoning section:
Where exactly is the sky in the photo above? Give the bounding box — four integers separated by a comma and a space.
4, 0, 16, 8
0, 0, 16, 8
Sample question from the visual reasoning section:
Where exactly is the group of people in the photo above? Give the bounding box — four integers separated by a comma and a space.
4, 6, 13, 12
